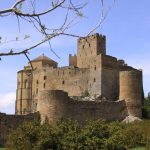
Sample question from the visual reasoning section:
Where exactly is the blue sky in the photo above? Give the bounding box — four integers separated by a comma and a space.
0, 0, 150, 114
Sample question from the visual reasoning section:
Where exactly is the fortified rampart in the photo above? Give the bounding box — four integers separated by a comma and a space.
0, 112, 37, 147
37, 90, 128, 124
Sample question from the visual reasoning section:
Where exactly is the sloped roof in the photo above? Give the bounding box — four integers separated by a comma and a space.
31, 54, 57, 63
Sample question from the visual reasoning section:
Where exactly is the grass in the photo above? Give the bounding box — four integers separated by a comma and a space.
0, 148, 5, 150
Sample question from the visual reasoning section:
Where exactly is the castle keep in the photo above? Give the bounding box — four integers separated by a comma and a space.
15, 33, 143, 123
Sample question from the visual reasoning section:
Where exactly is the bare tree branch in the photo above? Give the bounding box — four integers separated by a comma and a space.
0, 31, 85, 57
87, 0, 116, 36
0, 0, 116, 60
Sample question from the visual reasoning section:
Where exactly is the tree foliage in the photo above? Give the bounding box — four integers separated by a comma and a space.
142, 97, 150, 119
6, 118, 150, 150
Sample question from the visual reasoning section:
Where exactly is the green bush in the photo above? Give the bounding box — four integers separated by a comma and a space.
6, 119, 150, 150
81, 90, 90, 97
143, 97, 150, 119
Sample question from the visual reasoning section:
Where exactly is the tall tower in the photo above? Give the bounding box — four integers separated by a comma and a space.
15, 68, 32, 115
77, 33, 106, 68
119, 70, 143, 118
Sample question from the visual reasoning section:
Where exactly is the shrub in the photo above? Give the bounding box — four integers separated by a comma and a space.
6, 119, 150, 150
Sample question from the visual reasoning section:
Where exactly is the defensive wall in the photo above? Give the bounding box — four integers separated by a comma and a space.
0, 112, 37, 147
37, 90, 128, 124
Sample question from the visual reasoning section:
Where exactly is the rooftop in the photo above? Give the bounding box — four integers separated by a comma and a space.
31, 54, 56, 63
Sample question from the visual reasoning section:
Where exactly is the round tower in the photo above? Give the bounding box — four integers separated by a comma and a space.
16, 70, 32, 115
37, 90, 69, 123
119, 70, 143, 118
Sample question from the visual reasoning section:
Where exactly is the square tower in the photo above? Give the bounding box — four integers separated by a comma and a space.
77, 33, 106, 68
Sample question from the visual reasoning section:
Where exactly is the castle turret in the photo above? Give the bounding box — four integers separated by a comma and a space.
77, 33, 106, 68
16, 69, 32, 115
30, 54, 58, 69
119, 70, 143, 118
37, 90, 69, 123
69, 54, 77, 67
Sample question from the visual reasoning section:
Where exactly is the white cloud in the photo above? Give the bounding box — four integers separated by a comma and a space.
0, 92, 16, 110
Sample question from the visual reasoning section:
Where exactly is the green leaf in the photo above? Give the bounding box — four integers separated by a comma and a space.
24, 35, 30, 39
76, 12, 83, 17
16, 37, 19, 41
18, 3, 23, 10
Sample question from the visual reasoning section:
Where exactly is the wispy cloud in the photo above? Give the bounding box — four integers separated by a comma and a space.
0, 92, 16, 111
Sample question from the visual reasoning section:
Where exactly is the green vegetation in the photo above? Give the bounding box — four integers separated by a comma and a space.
5, 118, 150, 150
81, 90, 90, 97
4, 97, 150, 150
143, 97, 150, 119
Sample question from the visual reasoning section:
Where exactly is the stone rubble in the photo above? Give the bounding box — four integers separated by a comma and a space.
70, 95, 108, 101
122, 115, 142, 123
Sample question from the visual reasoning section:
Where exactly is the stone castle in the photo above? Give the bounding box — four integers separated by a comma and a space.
15, 33, 143, 123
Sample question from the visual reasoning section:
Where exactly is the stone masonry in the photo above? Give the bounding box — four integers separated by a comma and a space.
15, 33, 143, 123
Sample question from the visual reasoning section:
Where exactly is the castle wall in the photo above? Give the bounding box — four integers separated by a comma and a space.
119, 70, 143, 118
16, 70, 32, 115
101, 55, 119, 100
0, 112, 37, 147
38, 90, 127, 124
32, 66, 90, 111
32, 66, 90, 98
